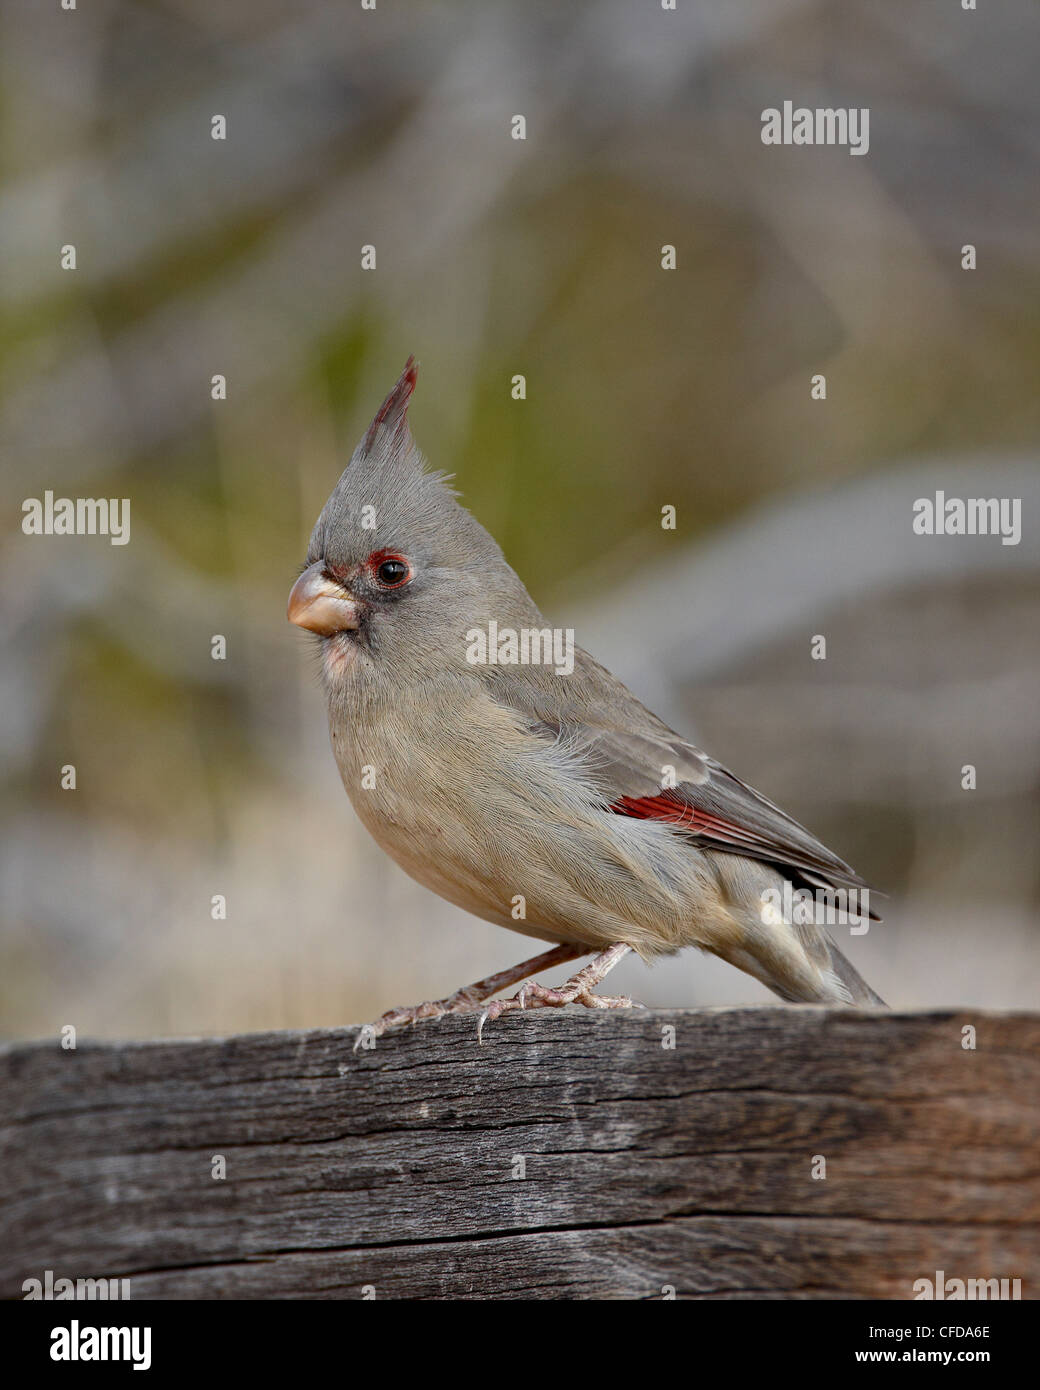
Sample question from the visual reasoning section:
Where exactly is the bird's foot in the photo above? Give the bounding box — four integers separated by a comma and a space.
354, 986, 485, 1050
352, 944, 585, 1051
477, 943, 638, 1043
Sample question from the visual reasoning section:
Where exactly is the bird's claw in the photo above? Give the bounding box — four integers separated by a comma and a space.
477, 981, 641, 1043
358, 945, 638, 1048
353, 987, 485, 1051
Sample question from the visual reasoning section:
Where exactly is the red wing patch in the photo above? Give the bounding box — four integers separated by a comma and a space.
611, 793, 774, 855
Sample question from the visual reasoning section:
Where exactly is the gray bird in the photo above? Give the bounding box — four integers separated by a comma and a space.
288, 359, 885, 1038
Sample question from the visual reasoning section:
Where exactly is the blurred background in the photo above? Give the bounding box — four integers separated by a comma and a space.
2, 0, 1038, 1040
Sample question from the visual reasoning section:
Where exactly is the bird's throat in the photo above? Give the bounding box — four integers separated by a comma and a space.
322, 631, 362, 681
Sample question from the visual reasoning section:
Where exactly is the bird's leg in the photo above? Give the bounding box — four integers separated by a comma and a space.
478, 942, 638, 1042
354, 944, 585, 1048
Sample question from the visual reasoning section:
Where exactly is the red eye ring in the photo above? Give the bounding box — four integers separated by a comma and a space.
367, 550, 413, 589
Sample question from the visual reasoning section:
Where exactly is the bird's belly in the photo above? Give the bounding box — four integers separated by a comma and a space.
338, 720, 632, 949
329, 699, 668, 954
352, 790, 582, 945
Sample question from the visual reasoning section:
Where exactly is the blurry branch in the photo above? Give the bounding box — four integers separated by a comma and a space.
8, 0, 1035, 481
572, 455, 1040, 710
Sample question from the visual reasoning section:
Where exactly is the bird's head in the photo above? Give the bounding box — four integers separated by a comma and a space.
288, 358, 530, 687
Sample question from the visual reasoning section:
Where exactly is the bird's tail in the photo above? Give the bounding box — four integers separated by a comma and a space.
820, 934, 887, 1007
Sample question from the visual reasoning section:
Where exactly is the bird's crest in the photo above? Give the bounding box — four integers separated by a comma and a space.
362, 356, 418, 458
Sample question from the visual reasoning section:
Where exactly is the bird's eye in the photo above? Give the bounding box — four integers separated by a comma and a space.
378, 559, 407, 584
368, 551, 412, 589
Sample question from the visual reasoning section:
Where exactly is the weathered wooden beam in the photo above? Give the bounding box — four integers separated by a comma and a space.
2, 1008, 1037, 1299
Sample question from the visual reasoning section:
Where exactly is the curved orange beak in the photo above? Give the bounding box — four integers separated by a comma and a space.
287, 562, 361, 636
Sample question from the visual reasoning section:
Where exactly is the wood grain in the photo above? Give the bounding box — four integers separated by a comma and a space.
2, 1007, 1037, 1299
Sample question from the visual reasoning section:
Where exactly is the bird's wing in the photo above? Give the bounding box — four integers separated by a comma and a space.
493, 648, 872, 897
